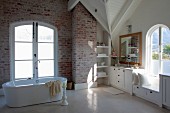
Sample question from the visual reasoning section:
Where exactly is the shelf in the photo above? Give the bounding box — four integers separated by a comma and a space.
111, 56, 118, 58
121, 56, 126, 57
97, 66, 108, 68
97, 46, 109, 48
120, 56, 137, 58
128, 47, 138, 48
97, 75, 108, 78
97, 56, 109, 58
130, 56, 138, 58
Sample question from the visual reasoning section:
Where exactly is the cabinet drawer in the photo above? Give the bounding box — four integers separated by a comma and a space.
146, 90, 160, 103
133, 85, 146, 97
110, 68, 116, 71
117, 68, 124, 75
110, 76, 115, 86
116, 74, 124, 80
115, 79, 124, 88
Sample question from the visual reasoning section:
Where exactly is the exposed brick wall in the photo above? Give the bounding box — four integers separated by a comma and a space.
72, 3, 97, 84
0, 0, 72, 87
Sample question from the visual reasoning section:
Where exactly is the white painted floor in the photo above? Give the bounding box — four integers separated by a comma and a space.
0, 87, 169, 113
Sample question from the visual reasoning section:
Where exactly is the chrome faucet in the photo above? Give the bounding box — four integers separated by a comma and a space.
34, 60, 40, 66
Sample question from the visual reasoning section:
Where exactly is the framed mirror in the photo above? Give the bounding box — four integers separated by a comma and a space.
119, 32, 142, 66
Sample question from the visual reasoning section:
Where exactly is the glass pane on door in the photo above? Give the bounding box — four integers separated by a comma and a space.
162, 27, 170, 60
38, 25, 54, 42
38, 60, 54, 77
151, 28, 159, 60
15, 61, 33, 79
15, 42, 32, 60
38, 43, 54, 59
151, 28, 159, 75
162, 27, 170, 73
38, 25, 54, 77
15, 25, 33, 42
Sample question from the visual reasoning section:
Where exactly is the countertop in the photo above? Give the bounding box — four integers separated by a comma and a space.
160, 73, 170, 77
109, 66, 144, 70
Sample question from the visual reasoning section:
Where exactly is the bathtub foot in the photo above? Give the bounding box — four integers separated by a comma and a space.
61, 96, 68, 106
61, 82, 68, 106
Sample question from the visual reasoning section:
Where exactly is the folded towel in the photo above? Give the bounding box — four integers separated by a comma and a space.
45, 80, 62, 97
132, 72, 139, 85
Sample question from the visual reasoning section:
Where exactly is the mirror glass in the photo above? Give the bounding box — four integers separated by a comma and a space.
119, 32, 142, 66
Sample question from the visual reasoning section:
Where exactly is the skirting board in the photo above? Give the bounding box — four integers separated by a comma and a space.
74, 82, 97, 90
0, 88, 4, 96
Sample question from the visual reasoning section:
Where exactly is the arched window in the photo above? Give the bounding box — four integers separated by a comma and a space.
10, 21, 58, 80
146, 24, 170, 76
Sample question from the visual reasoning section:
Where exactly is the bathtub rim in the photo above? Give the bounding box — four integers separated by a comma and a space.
2, 76, 67, 88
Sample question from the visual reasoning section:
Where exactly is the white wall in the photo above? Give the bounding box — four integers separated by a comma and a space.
115, 0, 170, 67
97, 22, 104, 43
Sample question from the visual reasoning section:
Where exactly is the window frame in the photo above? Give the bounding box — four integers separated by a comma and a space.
10, 21, 58, 80
146, 24, 170, 75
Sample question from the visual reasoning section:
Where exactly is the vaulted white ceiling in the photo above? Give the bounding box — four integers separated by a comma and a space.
68, 0, 142, 40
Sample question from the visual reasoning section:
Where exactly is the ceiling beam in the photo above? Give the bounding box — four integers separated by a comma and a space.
80, 0, 109, 33
68, 0, 109, 33
111, 0, 142, 39
68, 0, 80, 11
103, 0, 111, 34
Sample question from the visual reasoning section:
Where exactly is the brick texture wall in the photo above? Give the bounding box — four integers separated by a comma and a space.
0, 0, 72, 87
72, 3, 97, 84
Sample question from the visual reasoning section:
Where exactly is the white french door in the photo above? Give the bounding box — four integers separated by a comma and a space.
11, 21, 57, 80
37, 24, 54, 77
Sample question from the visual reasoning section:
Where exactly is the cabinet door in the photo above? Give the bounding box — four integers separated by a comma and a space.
124, 69, 133, 93
133, 85, 146, 97
109, 67, 117, 86
163, 77, 170, 106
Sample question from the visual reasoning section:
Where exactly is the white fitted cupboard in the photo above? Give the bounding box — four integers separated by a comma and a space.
108, 67, 133, 94
108, 67, 170, 108
161, 74, 170, 108
124, 69, 133, 94
133, 85, 161, 106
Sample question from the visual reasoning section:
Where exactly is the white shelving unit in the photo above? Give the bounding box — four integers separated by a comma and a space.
97, 46, 109, 48
97, 66, 108, 68
96, 23, 111, 85
97, 74, 108, 78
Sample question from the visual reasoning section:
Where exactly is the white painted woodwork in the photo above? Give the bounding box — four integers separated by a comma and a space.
133, 85, 146, 97
133, 84, 161, 106
96, 23, 111, 85
108, 67, 133, 94
111, 0, 142, 40
124, 69, 133, 94
107, 0, 127, 28
68, 0, 142, 38
109, 67, 162, 105
80, 0, 109, 33
68, 0, 80, 11
162, 76, 170, 107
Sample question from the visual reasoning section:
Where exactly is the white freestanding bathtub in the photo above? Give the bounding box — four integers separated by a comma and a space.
2, 77, 67, 107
